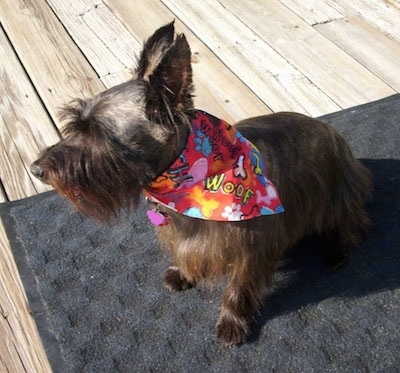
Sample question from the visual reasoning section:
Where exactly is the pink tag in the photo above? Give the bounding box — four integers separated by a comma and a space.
147, 209, 170, 226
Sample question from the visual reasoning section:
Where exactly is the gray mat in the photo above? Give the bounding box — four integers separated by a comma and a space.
1, 94, 400, 372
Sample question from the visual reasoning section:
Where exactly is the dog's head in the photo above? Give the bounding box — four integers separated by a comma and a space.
30, 22, 194, 221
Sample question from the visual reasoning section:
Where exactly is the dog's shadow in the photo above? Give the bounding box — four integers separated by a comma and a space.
250, 159, 400, 342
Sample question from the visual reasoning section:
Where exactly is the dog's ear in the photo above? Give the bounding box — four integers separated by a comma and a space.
137, 22, 194, 121
148, 33, 193, 113
136, 22, 175, 81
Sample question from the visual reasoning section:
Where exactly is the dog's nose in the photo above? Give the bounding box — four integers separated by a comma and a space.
30, 163, 45, 180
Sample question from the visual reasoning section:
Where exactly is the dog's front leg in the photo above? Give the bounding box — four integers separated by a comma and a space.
216, 274, 264, 347
163, 266, 195, 292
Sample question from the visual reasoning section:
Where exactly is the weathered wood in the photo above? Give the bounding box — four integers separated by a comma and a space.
0, 0, 105, 128
280, 0, 345, 25
46, 0, 141, 78
0, 316, 26, 372
316, 16, 400, 91
330, 0, 400, 44
101, 69, 133, 89
162, 0, 344, 116
0, 185, 7, 203
0, 220, 52, 372
106, 0, 272, 122
0, 26, 57, 200
214, 0, 394, 110
0, 129, 37, 201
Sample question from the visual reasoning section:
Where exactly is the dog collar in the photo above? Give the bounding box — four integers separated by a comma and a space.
145, 110, 284, 222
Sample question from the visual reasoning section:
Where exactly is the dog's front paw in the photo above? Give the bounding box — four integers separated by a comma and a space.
216, 313, 251, 347
164, 266, 195, 292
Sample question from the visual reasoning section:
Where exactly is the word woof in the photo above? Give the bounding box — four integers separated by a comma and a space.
204, 172, 255, 205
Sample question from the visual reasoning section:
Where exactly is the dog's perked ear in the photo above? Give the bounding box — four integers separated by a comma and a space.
136, 22, 175, 81
136, 22, 194, 124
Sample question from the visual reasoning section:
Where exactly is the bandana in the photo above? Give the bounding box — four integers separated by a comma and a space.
145, 110, 284, 222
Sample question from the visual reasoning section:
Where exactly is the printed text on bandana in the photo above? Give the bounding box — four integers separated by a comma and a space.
146, 110, 284, 221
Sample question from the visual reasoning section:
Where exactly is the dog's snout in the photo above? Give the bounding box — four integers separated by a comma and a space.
30, 163, 45, 180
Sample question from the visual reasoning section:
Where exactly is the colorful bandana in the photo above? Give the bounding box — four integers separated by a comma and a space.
145, 110, 284, 222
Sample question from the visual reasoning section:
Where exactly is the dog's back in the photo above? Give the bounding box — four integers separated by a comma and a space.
237, 112, 373, 253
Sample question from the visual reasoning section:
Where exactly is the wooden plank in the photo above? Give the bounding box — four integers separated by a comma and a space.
46, 0, 141, 78
105, 0, 273, 122
0, 26, 58, 199
328, 0, 400, 44
0, 316, 26, 372
0, 122, 38, 201
0, 220, 52, 372
0, 186, 6, 203
0, 0, 105, 129
315, 17, 400, 91
162, 0, 342, 116
280, 0, 345, 25
101, 69, 133, 89
212, 0, 395, 109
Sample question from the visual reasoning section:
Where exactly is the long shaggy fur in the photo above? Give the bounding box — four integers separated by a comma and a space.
31, 22, 373, 347
156, 112, 372, 344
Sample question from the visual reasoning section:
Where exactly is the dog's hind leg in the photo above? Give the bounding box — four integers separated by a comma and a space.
322, 203, 371, 271
322, 159, 373, 271
321, 229, 351, 271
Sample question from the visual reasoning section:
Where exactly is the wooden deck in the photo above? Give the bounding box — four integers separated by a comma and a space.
0, 0, 399, 370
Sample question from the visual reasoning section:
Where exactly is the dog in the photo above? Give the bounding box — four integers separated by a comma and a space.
30, 22, 373, 346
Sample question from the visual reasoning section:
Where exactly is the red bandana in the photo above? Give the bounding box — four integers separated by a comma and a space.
145, 111, 284, 222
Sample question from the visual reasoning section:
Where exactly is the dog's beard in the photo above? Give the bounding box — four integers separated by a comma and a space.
57, 182, 141, 222
45, 155, 144, 222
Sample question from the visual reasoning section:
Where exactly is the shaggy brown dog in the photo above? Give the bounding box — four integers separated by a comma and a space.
31, 22, 373, 346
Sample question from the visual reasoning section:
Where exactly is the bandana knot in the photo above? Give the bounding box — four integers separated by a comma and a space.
145, 111, 284, 221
